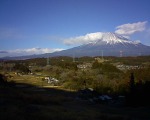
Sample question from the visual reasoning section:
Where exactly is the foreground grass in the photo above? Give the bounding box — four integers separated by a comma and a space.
7, 73, 45, 86
1, 81, 150, 120
0, 72, 150, 120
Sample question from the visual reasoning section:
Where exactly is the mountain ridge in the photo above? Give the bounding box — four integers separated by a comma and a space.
48, 32, 150, 57
85, 32, 139, 45
1, 32, 150, 60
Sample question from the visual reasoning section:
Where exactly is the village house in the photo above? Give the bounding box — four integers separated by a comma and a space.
77, 63, 92, 69
44, 76, 59, 84
116, 64, 144, 71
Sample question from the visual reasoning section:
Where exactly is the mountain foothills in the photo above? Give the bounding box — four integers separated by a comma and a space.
1, 32, 150, 60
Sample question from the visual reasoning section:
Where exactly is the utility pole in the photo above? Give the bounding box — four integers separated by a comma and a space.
120, 51, 123, 57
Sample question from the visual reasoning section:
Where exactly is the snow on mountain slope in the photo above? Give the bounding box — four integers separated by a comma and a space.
64, 32, 150, 57
1, 32, 150, 60
91, 32, 137, 45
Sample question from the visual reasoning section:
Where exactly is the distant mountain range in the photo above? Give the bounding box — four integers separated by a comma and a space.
1, 32, 150, 60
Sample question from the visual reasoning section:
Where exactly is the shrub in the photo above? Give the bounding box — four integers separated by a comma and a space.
0, 74, 7, 85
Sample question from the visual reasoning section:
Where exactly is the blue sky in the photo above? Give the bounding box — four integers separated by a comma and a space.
0, 0, 150, 57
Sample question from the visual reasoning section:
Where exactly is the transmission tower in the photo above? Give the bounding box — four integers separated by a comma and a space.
120, 51, 123, 57
47, 57, 50, 66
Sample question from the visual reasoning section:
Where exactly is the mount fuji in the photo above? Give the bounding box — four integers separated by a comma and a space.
1, 32, 150, 60
48, 32, 150, 57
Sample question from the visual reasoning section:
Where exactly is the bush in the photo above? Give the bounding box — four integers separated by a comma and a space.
13, 64, 30, 74
0, 74, 7, 85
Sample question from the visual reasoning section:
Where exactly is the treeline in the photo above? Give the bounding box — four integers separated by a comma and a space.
2, 56, 150, 67
112, 56, 150, 65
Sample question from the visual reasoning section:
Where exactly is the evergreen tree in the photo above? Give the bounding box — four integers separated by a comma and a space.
129, 72, 135, 93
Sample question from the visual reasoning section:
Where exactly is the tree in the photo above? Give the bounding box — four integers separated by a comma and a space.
0, 74, 7, 85
130, 72, 135, 88
92, 60, 101, 69
13, 64, 30, 74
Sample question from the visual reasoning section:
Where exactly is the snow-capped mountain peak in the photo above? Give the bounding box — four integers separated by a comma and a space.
94, 32, 136, 45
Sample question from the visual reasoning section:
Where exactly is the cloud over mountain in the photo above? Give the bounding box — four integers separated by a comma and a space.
0, 51, 8, 53
64, 32, 103, 45
11, 48, 64, 55
115, 21, 147, 35
63, 21, 148, 46
0, 48, 64, 58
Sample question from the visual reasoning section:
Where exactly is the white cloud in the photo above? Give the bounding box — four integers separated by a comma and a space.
10, 48, 64, 55
64, 32, 103, 45
63, 21, 149, 46
115, 21, 147, 35
0, 48, 64, 57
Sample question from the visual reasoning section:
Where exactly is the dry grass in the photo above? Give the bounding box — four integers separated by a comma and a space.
6, 73, 46, 86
